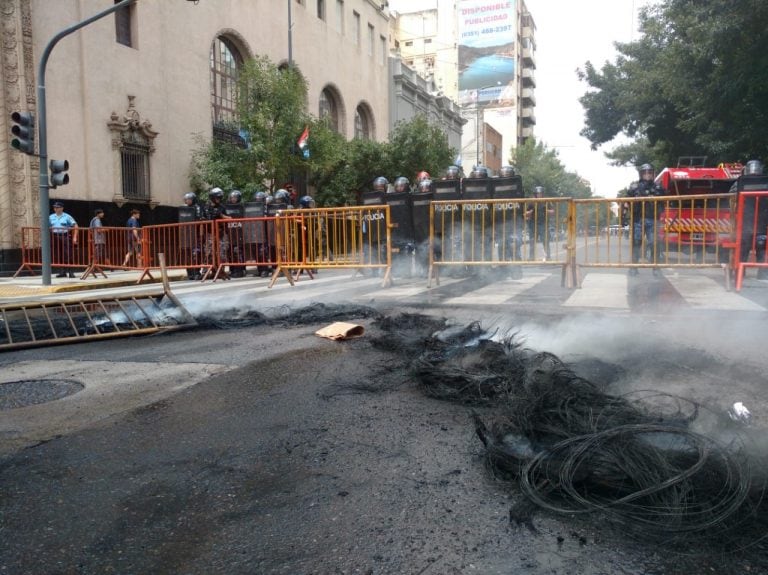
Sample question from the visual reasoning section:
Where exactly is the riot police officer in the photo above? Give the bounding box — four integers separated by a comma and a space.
499, 165, 516, 178
626, 163, 665, 275
203, 187, 232, 279
226, 190, 246, 277
392, 176, 411, 194
444, 165, 461, 181
372, 176, 389, 194
181, 192, 204, 280
526, 186, 554, 261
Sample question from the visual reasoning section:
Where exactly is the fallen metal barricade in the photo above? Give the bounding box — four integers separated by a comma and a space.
0, 255, 196, 351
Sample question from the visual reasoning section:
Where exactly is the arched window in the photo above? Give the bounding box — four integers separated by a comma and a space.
319, 87, 340, 133
354, 104, 374, 140
210, 36, 243, 129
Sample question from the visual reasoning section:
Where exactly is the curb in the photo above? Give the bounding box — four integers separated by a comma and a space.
0, 274, 189, 298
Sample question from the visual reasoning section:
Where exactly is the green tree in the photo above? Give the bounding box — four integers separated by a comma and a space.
190, 56, 310, 198
578, 0, 768, 168
386, 115, 456, 183
510, 138, 592, 198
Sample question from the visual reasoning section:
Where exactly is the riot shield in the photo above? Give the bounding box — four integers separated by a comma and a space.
178, 206, 198, 250
461, 177, 493, 263
491, 176, 525, 262
431, 180, 462, 263
360, 190, 387, 266
410, 190, 433, 244
383, 191, 414, 246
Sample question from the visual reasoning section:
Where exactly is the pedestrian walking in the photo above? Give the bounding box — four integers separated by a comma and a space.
49, 201, 78, 277
122, 209, 143, 267
89, 208, 107, 268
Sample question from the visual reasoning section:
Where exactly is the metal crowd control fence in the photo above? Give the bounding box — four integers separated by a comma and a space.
428, 197, 572, 287
137, 221, 215, 282
573, 194, 735, 287
265, 206, 392, 287
733, 190, 768, 291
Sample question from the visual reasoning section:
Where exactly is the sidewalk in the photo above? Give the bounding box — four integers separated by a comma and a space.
0, 269, 190, 298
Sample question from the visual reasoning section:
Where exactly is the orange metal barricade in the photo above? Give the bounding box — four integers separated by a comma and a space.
428, 198, 571, 287
733, 191, 768, 291
135, 221, 214, 282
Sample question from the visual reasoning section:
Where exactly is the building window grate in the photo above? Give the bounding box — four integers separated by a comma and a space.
121, 140, 151, 200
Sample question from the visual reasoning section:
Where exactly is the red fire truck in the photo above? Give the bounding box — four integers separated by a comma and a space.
655, 157, 741, 260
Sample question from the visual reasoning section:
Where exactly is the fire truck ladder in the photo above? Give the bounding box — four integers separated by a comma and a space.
0, 256, 197, 352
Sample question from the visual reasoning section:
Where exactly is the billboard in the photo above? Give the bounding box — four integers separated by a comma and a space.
457, 0, 517, 108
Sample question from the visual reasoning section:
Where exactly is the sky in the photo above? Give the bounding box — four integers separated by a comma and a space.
388, 0, 656, 197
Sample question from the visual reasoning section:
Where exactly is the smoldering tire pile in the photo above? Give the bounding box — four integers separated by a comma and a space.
370, 313, 768, 554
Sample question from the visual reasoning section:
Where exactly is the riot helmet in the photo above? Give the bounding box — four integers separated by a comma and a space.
744, 159, 764, 176
264, 194, 274, 205
534, 186, 545, 196
299, 195, 316, 209
499, 165, 516, 178
417, 178, 433, 193
638, 163, 655, 181
254, 191, 267, 203
183, 192, 197, 204
416, 170, 431, 183
209, 187, 224, 201
228, 190, 242, 204
393, 176, 410, 193
469, 165, 489, 179
274, 189, 291, 204
372, 176, 389, 193
445, 165, 460, 180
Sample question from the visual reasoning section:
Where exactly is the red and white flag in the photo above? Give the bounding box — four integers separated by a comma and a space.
297, 125, 309, 150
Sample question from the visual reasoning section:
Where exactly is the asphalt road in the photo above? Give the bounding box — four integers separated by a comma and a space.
1, 269, 767, 574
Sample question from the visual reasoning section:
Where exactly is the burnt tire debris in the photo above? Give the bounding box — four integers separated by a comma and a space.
369, 312, 768, 553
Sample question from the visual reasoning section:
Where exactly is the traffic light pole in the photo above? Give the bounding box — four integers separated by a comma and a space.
36, 0, 139, 285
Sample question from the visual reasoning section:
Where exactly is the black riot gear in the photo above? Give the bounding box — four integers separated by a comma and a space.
417, 178, 433, 193
299, 195, 315, 209
638, 163, 655, 181
209, 187, 224, 201
445, 165, 460, 180
228, 190, 242, 204
184, 192, 197, 204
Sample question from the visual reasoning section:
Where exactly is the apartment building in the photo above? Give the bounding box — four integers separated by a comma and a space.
391, 0, 536, 170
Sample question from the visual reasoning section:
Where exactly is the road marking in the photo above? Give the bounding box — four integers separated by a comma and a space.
665, 273, 766, 311
563, 273, 628, 309
443, 273, 550, 305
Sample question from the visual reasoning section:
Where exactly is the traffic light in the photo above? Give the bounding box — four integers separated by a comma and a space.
10, 111, 35, 155
49, 159, 70, 188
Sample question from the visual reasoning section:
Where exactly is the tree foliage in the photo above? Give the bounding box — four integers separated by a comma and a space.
189, 53, 456, 206
578, 0, 768, 169
510, 138, 592, 198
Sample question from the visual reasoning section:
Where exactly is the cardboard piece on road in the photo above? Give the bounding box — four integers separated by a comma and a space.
315, 322, 365, 341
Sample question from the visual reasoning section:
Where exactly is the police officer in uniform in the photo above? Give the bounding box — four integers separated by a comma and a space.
181, 192, 204, 280
226, 190, 246, 277
203, 187, 232, 278
625, 163, 665, 275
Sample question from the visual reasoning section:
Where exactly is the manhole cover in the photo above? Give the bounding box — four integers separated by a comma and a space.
0, 379, 84, 410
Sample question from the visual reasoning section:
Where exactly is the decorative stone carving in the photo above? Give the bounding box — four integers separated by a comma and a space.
107, 95, 159, 206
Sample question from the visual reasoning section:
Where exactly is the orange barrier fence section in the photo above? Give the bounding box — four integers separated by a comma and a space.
429, 198, 572, 287
733, 191, 768, 291
15, 207, 392, 286
266, 206, 392, 286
